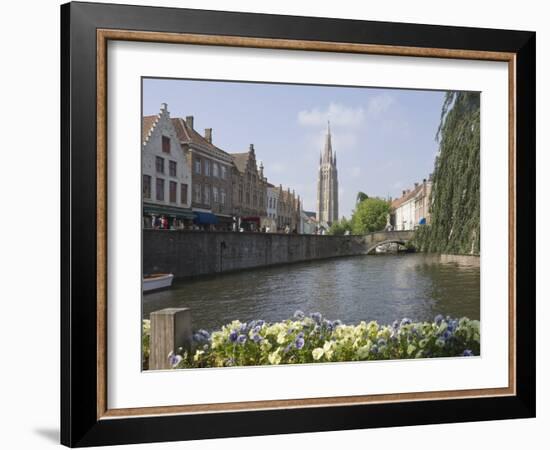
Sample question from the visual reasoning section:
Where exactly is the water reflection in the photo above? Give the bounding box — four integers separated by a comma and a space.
142, 253, 480, 331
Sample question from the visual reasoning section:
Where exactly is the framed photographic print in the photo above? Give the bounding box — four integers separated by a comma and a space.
60, 1, 536, 447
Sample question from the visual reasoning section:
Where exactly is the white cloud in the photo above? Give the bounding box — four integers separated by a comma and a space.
298, 102, 365, 128
367, 94, 395, 116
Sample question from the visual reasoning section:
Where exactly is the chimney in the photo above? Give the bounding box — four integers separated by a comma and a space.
414, 182, 419, 188
423, 178, 427, 183
161, 103, 168, 112
185, 116, 194, 129
249, 143, 255, 153
204, 128, 212, 143
402, 190, 406, 196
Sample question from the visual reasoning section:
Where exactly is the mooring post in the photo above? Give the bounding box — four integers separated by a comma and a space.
149, 308, 192, 370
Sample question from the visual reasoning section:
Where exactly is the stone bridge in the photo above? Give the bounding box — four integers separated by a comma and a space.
362, 230, 415, 254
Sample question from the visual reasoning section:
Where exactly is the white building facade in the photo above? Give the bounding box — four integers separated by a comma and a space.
261, 184, 279, 232
142, 103, 193, 228
391, 179, 433, 231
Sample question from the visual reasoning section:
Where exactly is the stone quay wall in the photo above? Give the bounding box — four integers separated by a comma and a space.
143, 230, 380, 279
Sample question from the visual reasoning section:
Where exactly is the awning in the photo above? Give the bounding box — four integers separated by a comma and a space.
419, 217, 427, 225
143, 203, 195, 219
194, 212, 219, 225
241, 216, 261, 224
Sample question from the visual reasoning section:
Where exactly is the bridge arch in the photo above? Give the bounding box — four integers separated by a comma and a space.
360, 230, 415, 254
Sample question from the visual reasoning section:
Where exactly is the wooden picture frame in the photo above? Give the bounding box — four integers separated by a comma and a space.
61, 1, 535, 447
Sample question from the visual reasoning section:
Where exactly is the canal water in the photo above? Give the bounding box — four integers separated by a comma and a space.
142, 253, 480, 331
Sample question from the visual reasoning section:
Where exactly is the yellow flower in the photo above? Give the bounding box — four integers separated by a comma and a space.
268, 348, 282, 365
356, 341, 372, 360
312, 348, 324, 361
193, 350, 205, 362
323, 341, 334, 360
277, 331, 287, 345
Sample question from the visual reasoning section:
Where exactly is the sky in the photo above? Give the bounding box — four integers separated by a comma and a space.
143, 78, 446, 219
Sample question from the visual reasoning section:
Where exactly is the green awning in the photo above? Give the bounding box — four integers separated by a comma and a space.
143, 203, 194, 219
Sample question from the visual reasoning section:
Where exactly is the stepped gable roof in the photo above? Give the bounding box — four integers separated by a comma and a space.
142, 115, 158, 144
231, 152, 249, 173
171, 117, 232, 161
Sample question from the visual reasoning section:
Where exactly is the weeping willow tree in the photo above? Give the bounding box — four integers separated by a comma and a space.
414, 92, 480, 255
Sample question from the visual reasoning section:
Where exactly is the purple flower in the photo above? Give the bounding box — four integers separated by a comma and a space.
392, 320, 400, 329
323, 319, 334, 332
462, 349, 474, 356
168, 352, 182, 367
297, 332, 304, 339
434, 314, 444, 325
311, 312, 323, 324
370, 345, 379, 354
295, 337, 305, 349
237, 334, 247, 345
442, 330, 452, 340
229, 330, 238, 343
252, 333, 262, 343
400, 318, 412, 327
293, 310, 305, 320
198, 329, 210, 340
333, 320, 342, 328
377, 338, 387, 347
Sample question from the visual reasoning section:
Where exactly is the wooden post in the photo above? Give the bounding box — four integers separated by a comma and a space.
149, 308, 192, 370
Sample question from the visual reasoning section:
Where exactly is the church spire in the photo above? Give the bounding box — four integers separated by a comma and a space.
323, 121, 333, 164
317, 120, 339, 227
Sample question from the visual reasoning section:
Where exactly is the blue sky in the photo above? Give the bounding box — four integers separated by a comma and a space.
143, 78, 446, 219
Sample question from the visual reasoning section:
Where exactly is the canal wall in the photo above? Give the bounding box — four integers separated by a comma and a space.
143, 230, 397, 279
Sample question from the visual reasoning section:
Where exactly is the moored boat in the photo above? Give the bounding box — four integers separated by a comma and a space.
143, 273, 174, 293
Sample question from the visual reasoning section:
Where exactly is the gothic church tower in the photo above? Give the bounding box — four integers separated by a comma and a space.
317, 122, 339, 226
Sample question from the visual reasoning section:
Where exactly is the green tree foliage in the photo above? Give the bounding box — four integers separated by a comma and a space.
328, 217, 352, 235
356, 191, 369, 204
414, 92, 480, 255
351, 197, 390, 234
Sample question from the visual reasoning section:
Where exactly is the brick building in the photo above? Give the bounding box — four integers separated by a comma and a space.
230, 144, 268, 231
171, 115, 234, 229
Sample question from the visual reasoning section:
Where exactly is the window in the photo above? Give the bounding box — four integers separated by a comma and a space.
156, 178, 164, 201
180, 184, 188, 205
246, 192, 250, 205
221, 165, 227, 179
143, 175, 151, 199
194, 158, 201, 174
169, 160, 177, 177
162, 135, 170, 153
213, 163, 219, 177
194, 184, 201, 203
253, 192, 257, 207
213, 186, 219, 203
204, 160, 210, 176
204, 184, 210, 205
155, 156, 164, 173
239, 185, 243, 202
220, 188, 226, 205
169, 181, 177, 203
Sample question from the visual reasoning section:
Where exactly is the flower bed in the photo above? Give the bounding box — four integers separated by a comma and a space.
142, 311, 480, 369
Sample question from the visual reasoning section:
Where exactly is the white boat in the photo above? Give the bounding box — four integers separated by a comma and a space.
143, 273, 174, 292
